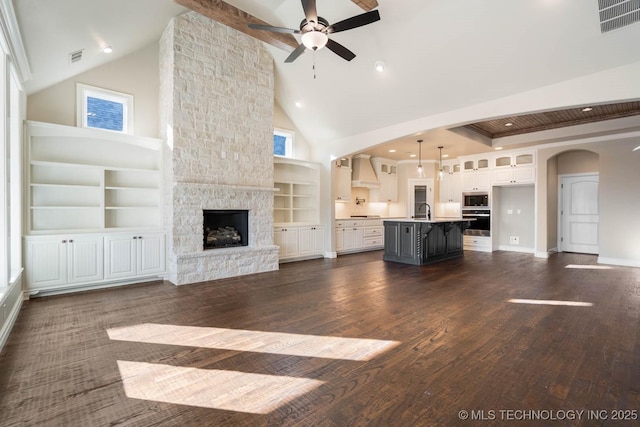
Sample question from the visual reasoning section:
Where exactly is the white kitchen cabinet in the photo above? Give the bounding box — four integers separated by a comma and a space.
104, 233, 166, 279
491, 150, 536, 185
335, 218, 383, 254
460, 154, 491, 191
370, 157, 398, 202
334, 158, 352, 201
25, 235, 104, 292
438, 160, 462, 203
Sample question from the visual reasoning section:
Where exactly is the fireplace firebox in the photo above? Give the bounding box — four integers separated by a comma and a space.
203, 210, 249, 250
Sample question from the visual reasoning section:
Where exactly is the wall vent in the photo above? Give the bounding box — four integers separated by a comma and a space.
599, 0, 640, 33
69, 49, 84, 64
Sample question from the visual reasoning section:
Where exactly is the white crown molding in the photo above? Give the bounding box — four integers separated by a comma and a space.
0, 0, 31, 82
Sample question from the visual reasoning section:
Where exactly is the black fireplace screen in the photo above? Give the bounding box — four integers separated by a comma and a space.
203, 210, 249, 249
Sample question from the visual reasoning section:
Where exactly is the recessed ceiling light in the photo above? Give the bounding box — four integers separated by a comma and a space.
374, 61, 385, 72
388, 149, 396, 153
103, 46, 113, 54
494, 147, 503, 150
295, 101, 303, 108
504, 122, 514, 127
409, 154, 417, 158
442, 154, 449, 158
581, 107, 593, 112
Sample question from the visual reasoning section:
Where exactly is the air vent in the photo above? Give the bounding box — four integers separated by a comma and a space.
599, 0, 640, 33
69, 49, 84, 64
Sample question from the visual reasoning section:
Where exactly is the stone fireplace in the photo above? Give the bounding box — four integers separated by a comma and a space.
159, 12, 279, 285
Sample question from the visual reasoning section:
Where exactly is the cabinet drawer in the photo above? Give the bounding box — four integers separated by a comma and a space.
463, 235, 492, 251
364, 226, 383, 237
364, 237, 383, 248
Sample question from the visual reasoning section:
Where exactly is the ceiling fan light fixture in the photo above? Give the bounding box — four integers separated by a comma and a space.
301, 31, 328, 50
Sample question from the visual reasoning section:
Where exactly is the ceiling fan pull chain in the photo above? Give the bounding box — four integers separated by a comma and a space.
313, 50, 317, 79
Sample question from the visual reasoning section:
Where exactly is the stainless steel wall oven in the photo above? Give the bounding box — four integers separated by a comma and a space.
462, 209, 491, 236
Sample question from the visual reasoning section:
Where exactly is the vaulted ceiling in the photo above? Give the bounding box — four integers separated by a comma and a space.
13, 0, 640, 161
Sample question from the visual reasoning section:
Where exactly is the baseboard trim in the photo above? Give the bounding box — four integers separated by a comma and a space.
498, 245, 535, 254
597, 257, 640, 268
324, 251, 337, 259
535, 251, 550, 258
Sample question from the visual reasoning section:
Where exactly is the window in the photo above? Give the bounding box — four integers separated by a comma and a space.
77, 83, 134, 134
274, 128, 294, 158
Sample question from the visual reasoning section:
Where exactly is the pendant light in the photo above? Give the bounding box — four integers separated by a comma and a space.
438, 146, 444, 181
417, 139, 425, 178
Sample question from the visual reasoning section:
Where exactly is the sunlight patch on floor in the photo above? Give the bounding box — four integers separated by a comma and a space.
508, 298, 593, 307
107, 323, 400, 361
117, 360, 324, 414
565, 264, 613, 270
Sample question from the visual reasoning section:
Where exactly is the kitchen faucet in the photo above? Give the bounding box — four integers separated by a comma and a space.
418, 203, 431, 220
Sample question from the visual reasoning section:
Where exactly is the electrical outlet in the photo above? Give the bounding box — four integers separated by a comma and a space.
509, 236, 520, 245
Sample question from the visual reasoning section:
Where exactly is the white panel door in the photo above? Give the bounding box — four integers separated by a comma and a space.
105, 235, 137, 279
311, 226, 325, 254
298, 227, 313, 255
67, 236, 104, 284
138, 233, 166, 275
561, 175, 599, 254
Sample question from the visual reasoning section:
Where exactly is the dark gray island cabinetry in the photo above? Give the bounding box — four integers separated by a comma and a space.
383, 219, 470, 265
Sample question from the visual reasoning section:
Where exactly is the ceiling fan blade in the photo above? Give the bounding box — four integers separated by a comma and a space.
301, 0, 318, 23
326, 38, 356, 61
328, 10, 380, 33
285, 44, 307, 63
248, 24, 300, 34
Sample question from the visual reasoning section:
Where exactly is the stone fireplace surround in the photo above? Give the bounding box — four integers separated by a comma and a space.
160, 12, 279, 285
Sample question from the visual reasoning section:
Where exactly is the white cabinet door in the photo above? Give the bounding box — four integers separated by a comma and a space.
25, 238, 67, 288
26, 235, 104, 289
311, 226, 324, 254
138, 233, 166, 275
462, 171, 491, 191
105, 235, 138, 279
298, 227, 313, 256
67, 236, 104, 284
274, 228, 299, 258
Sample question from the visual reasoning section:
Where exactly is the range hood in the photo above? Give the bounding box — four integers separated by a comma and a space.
351, 154, 380, 189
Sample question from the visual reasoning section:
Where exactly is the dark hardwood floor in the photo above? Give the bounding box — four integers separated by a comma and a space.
1, 250, 639, 426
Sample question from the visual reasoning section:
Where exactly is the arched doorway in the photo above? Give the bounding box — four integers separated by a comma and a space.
547, 150, 600, 254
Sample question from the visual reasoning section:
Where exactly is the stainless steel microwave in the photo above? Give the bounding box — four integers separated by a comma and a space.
463, 193, 489, 208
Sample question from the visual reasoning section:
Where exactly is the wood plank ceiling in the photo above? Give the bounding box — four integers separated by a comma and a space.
465, 101, 640, 138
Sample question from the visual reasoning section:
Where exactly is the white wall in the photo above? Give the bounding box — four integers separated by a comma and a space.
494, 185, 535, 251
27, 43, 160, 138
274, 102, 312, 161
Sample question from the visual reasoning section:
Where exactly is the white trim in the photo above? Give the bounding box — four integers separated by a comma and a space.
76, 83, 134, 134
535, 251, 550, 258
497, 245, 535, 253
597, 257, 640, 268
0, 275, 23, 353
0, 0, 31, 82
324, 251, 337, 259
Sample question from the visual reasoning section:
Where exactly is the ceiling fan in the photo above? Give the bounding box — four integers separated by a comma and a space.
248, 0, 380, 63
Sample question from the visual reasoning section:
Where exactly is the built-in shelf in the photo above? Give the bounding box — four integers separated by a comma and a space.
25, 121, 163, 233
273, 158, 320, 225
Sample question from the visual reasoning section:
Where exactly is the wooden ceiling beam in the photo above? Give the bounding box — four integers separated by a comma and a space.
174, 0, 298, 52
351, 0, 379, 11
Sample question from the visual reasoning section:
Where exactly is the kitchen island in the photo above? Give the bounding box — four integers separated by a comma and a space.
383, 219, 471, 265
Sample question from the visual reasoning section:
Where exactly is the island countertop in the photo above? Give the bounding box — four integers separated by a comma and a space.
383, 217, 471, 224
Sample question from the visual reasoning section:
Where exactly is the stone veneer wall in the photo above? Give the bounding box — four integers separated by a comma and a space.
159, 12, 279, 285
